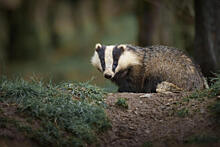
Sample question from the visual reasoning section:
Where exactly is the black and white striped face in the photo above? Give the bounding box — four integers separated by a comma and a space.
91, 43, 140, 79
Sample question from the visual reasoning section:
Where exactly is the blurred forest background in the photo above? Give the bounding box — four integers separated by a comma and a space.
0, 0, 219, 91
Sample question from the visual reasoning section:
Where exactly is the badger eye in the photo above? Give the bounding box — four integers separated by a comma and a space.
112, 63, 117, 72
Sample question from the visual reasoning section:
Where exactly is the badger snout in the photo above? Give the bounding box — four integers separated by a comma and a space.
104, 74, 112, 79
103, 69, 114, 79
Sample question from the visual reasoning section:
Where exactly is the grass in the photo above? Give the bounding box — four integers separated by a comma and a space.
177, 108, 189, 117
209, 100, 220, 124
0, 76, 111, 146
187, 73, 220, 99
59, 80, 107, 107
173, 73, 220, 119
115, 98, 128, 109
206, 73, 220, 124
187, 73, 220, 122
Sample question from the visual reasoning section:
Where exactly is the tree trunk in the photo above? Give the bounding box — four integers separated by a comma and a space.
136, 0, 160, 46
6, 0, 39, 61
6, 0, 51, 61
194, 0, 220, 78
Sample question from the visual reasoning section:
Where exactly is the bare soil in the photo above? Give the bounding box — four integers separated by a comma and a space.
0, 103, 39, 147
98, 92, 220, 147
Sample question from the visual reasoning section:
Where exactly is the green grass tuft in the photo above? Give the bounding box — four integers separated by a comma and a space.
0, 76, 111, 146
115, 98, 128, 109
177, 108, 189, 117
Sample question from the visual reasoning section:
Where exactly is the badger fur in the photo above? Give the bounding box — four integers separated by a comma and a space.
91, 43, 208, 93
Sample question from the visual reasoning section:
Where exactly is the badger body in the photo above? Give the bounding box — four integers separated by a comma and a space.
91, 43, 208, 93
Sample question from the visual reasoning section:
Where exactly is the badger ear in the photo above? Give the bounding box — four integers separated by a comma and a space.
118, 44, 126, 51
95, 43, 102, 51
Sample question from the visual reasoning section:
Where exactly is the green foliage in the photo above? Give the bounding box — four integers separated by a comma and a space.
209, 101, 220, 124
0, 76, 111, 146
186, 90, 207, 100
209, 73, 220, 96
142, 141, 153, 147
115, 98, 128, 109
184, 134, 219, 144
187, 73, 220, 124
59, 80, 107, 107
177, 108, 189, 117
188, 73, 220, 99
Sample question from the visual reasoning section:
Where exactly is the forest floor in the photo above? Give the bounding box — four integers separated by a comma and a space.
0, 77, 220, 147
98, 92, 220, 147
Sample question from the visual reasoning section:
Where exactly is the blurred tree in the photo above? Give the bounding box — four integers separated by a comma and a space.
136, 0, 194, 52
2, 0, 51, 61
194, 0, 220, 77
136, 0, 160, 46
6, 0, 38, 60
93, 0, 105, 31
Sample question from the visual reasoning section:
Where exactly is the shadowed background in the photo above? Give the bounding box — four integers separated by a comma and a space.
0, 0, 219, 91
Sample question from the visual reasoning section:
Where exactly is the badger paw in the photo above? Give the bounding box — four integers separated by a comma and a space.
156, 81, 183, 94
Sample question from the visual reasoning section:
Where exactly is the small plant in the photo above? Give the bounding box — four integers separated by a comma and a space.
185, 73, 220, 121
209, 101, 220, 123
115, 98, 128, 109
187, 90, 208, 100
206, 73, 220, 123
177, 108, 189, 117
209, 73, 220, 96
188, 73, 220, 99
142, 141, 153, 147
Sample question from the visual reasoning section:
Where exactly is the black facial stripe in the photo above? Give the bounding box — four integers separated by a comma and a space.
112, 46, 124, 72
96, 46, 106, 72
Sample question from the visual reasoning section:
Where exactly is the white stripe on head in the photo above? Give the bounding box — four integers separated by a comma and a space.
104, 45, 115, 76
115, 50, 141, 73
91, 51, 102, 71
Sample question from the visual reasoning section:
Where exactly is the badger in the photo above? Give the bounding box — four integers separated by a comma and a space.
91, 43, 208, 93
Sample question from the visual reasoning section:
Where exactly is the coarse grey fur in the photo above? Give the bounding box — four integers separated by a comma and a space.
91, 44, 208, 93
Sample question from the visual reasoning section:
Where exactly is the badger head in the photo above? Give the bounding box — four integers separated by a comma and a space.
91, 43, 141, 79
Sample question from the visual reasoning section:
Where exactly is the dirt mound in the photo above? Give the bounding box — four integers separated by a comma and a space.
98, 92, 220, 147
1, 92, 220, 147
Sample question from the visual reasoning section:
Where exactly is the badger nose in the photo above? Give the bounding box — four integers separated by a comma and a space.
104, 74, 112, 79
